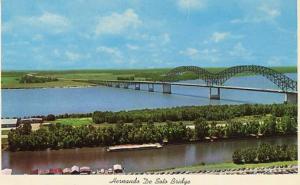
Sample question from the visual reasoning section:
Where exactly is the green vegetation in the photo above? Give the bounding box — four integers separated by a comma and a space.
92, 104, 297, 124
151, 161, 298, 172
232, 144, 297, 164
53, 118, 93, 126
1, 66, 296, 89
19, 74, 58, 83
2, 130, 10, 135
8, 121, 191, 151
1, 138, 8, 146
7, 104, 297, 151
117, 76, 135, 80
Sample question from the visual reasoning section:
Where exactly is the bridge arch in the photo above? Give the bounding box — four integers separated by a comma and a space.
165, 65, 297, 91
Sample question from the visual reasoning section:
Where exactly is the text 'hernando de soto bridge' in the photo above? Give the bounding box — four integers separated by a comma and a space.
88, 65, 298, 104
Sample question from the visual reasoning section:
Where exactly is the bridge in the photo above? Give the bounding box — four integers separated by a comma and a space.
89, 65, 298, 104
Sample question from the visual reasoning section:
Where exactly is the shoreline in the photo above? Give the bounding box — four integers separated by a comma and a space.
3, 135, 296, 153
1, 71, 297, 90
1, 84, 98, 90
146, 160, 298, 173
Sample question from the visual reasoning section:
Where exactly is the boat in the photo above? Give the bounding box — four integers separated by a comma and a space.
97, 168, 105, 174
71, 166, 80, 174
1, 169, 12, 175
107, 143, 162, 152
63, 168, 72, 174
49, 168, 63, 175
80, 166, 92, 174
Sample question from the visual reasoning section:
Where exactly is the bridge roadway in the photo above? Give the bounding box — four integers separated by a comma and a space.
93, 80, 297, 104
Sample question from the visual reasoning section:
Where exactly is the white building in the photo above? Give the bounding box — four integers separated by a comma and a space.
1, 119, 18, 128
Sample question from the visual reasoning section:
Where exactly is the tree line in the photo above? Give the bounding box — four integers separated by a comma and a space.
92, 104, 297, 124
232, 143, 297, 164
8, 121, 191, 151
116, 76, 134, 80
19, 75, 58, 83
8, 115, 297, 151
6, 104, 296, 122
195, 115, 297, 139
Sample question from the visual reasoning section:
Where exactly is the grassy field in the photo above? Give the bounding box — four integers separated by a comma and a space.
1, 66, 297, 89
51, 117, 94, 126
151, 161, 298, 172
1, 130, 10, 135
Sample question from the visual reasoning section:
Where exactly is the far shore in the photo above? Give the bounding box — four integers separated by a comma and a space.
1, 84, 98, 90
1, 66, 297, 89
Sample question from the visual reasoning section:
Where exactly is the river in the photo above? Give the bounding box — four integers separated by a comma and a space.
1, 136, 296, 174
1, 73, 297, 117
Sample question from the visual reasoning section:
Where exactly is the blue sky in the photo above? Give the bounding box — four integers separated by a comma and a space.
2, 0, 297, 70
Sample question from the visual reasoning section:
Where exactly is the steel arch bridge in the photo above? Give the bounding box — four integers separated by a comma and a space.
164, 65, 297, 91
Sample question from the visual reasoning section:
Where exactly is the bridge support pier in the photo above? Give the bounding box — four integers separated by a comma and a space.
163, 83, 172, 94
285, 93, 297, 104
209, 87, 220, 100
123, 83, 129, 89
115, 83, 120, 88
135, 83, 140, 90
148, 84, 154, 92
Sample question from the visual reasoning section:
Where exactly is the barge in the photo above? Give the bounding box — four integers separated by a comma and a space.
107, 143, 163, 152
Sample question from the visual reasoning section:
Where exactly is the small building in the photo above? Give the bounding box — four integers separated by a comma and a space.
113, 164, 123, 173
1, 119, 18, 128
20, 118, 43, 124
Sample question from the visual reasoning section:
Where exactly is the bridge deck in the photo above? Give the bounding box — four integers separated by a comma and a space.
96, 80, 297, 94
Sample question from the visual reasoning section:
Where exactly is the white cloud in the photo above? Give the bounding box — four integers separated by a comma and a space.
27, 12, 70, 33
177, 0, 205, 11
180, 47, 220, 62
161, 33, 171, 45
267, 56, 282, 66
32, 34, 44, 41
230, 4, 281, 24
258, 4, 281, 18
2, 22, 13, 33
65, 51, 82, 61
53, 49, 60, 57
96, 46, 122, 57
4, 12, 70, 34
211, 32, 230, 43
96, 46, 123, 63
126, 44, 140, 50
95, 9, 142, 36
128, 58, 138, 65
229, 42, 252, 58
180, 48, 199, 57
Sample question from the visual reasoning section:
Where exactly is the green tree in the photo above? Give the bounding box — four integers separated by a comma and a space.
232, 149, 244, 164
194, 118, 209, 140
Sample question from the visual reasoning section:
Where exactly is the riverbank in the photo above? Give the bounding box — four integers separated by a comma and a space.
2, 136, 296, 174
4, 103, 297, 151
1, 84, 98, 90
148, 160, 298, 173
1, 66, 296, 89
